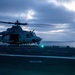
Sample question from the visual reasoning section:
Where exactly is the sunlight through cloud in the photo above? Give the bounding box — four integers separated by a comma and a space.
26, 9, 35, 21
62, 1, 75, 11
47, 0, 75, 11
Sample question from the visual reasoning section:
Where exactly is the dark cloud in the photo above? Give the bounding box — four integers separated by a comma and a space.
0, 0, 75, 23
0, 0, 75, 41
0, 0, 34, 12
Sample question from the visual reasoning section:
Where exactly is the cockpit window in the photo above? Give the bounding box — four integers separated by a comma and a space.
30, 32, 36, 37
33, 33, 36, 36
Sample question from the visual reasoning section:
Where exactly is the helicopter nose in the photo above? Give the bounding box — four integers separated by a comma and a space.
32, 37, 42, 43
37, 37, 42, 41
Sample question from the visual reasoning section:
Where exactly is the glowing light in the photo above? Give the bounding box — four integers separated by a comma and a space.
40, 45, 44, 48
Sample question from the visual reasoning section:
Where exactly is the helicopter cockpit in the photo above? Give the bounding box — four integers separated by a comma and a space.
30, 31, 36, 36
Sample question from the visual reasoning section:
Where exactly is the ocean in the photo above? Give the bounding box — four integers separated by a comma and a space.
40, 41, 75, 47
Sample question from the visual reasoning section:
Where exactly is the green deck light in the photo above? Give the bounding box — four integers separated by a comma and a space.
41, 45, 44, 48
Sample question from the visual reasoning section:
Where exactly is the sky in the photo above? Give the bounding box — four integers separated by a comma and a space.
0, 0, 75, 41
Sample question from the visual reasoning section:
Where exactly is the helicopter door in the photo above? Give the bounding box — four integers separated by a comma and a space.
9, 34, 19, 42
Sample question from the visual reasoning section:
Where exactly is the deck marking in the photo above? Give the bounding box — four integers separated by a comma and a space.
0, 54, 75, 60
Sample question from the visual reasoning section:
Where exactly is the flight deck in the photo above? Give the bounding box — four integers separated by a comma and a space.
0, 45, 75, 65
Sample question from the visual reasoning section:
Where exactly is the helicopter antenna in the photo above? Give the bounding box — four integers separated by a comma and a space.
32, 29, 35, 32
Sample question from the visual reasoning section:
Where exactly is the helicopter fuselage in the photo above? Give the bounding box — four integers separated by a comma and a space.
0, 20, 42, 45
0, 26, 42, 44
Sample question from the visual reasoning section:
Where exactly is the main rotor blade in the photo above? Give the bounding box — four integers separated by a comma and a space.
28, 23, 53, 26
0, 21, 28, 25
0, 21, 15, 24
15, 23, 28, 25
0, 20, 53, 26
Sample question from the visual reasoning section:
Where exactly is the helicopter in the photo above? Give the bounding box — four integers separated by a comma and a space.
0, 20, 42, 45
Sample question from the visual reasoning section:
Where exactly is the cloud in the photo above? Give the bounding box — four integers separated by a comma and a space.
48, 0, 75, 11
0, 0, 75, 41
0, 0, 75, 24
